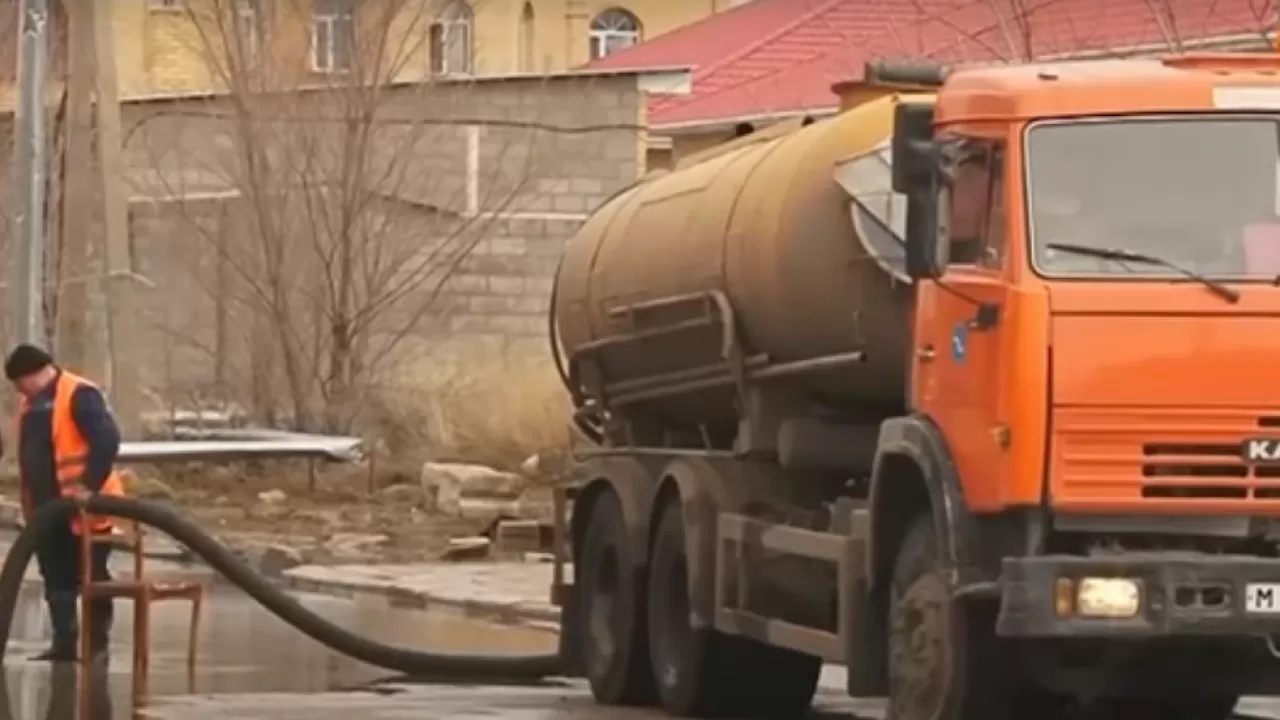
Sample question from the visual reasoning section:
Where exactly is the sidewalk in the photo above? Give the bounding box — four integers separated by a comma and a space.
282, 561, 564, 629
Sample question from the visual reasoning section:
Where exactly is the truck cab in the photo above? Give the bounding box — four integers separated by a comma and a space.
899, 54, 1280, 518
891, 53, 1280, 711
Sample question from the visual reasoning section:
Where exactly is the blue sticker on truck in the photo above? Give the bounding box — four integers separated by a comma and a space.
951, 323, 968, 364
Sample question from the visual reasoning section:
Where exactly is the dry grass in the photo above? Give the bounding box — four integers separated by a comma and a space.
369, 337, 573, 475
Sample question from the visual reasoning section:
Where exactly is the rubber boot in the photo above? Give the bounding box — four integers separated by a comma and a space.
33, 593, 78, 662
88, 597, 113, 661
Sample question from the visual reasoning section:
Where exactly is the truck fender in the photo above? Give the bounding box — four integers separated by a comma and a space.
652, 456, 741, 630
570, 457, 661, 570
866, 414, 980, 587
846, 416, 981, 697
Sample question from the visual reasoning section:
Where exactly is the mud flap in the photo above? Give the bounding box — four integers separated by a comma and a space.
557, 582, 585, 677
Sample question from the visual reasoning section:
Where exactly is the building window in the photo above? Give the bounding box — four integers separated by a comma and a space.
429, 1, 473, 75
589, 8, 641, 60
518, 2, 535, 72
233, 0, 263, 64
312, 0, 354, 73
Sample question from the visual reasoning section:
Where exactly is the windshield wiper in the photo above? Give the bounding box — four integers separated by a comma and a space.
1045, 242, 1240, 304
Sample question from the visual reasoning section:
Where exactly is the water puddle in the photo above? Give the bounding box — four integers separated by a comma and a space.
0, 579, 557, 719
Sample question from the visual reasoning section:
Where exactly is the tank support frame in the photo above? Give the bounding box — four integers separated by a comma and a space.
713, 511, 867, 663
568, 289, 866, 448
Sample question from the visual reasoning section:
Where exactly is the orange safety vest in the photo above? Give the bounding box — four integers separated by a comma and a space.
18, 370, 125, 535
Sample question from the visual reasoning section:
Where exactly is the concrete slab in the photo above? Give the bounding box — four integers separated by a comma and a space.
283, 562, 560, 627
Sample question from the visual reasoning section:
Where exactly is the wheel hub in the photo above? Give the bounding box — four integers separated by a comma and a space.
889, 572, 954, 720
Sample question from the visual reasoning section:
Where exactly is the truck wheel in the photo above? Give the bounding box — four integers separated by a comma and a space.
578, 491, 654, 705
887, 517, 1057, 720
647, 498, 821, 718
647, 498, 737, 717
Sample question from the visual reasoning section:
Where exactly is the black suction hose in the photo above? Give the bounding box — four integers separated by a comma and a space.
547, 177, 654, 446
0, 497, 562, 681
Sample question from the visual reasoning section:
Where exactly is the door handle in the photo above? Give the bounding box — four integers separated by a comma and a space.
916, 344, 936, 362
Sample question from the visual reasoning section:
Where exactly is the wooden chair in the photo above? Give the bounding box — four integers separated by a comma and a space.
78, 510, 204, 704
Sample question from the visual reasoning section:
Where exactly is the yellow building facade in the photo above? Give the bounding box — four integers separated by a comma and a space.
107, 0, 741, 99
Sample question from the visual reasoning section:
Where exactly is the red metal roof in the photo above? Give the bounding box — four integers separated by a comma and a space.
585, 0, 1277, 128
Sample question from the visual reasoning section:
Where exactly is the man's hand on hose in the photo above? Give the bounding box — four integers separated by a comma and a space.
64, 483, 92, 502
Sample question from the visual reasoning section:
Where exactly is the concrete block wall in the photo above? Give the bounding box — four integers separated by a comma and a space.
111, 71, 645, 401
381, 74, 643, 347
439, 216, 578, 338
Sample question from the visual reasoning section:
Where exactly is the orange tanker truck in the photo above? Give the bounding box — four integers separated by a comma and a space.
549, 53, 1280, 719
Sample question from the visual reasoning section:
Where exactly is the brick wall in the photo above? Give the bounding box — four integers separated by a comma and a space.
111, 71, 644, 406
441, 215, 579, 337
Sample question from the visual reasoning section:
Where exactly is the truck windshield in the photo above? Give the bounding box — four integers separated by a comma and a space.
1026, 116, 1280, 279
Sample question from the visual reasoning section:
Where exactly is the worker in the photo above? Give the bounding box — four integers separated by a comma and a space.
4, 344, 124, 662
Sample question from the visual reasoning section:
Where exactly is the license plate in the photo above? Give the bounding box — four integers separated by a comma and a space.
1246, 583, 1280, 613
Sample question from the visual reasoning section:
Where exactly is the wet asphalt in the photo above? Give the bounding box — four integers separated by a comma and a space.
0, 573, 1274, 719
0, 575, 563, 720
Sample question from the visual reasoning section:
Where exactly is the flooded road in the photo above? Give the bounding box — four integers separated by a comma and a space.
0, 575, 558, 719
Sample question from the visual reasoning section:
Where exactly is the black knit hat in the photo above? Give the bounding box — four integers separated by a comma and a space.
4, 344, 53, 381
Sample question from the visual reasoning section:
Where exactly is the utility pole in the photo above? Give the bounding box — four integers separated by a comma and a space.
56, 0, 96, 374
91, 0, 142, 438
10, 0, 51, 347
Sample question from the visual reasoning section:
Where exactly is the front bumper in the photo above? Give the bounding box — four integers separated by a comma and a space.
997, 553, 1280, 638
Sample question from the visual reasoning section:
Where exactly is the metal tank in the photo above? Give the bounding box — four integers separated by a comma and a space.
552, 93, 920, 434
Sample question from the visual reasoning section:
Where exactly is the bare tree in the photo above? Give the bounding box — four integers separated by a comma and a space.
864, 0, 1276, 69
129, 0, 534, 433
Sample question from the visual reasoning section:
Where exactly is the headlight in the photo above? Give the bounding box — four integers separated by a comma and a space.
1075, 577, 1142, 619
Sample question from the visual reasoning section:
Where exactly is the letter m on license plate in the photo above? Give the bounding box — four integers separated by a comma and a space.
1246, 584, 1280, 613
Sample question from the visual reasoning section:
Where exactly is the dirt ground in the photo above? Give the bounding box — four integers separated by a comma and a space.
0, 460, 491, 565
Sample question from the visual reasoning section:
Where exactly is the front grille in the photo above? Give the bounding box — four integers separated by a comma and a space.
1053, 408, 1280, 506
1141, 439, 1280, 498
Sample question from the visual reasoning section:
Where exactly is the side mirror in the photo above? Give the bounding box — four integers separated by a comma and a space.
891, 102, 936, 193
892, 102, 945, 279
904, 185, 944, 279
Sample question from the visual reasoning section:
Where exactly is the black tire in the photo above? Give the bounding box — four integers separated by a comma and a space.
647, 498, 734, 716
646, 498, 821, 718
578, 491, 654, 705
1097, 694, 1239, 720
886, 517, 1063, 720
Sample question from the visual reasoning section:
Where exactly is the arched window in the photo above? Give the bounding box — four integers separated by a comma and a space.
519, 2, 536, 72
430, 0, 474, 75
589, 8, 641, 60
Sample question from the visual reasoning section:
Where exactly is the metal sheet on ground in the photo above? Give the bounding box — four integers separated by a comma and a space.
118, 437, 363, 464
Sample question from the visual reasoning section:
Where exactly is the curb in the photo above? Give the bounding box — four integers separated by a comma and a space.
280, 573, 562, 632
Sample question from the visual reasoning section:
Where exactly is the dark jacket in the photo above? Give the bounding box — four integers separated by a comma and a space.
19, 371, 121, 508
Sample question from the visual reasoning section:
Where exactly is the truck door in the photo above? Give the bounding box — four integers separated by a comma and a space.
911, 137, 1011, 511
